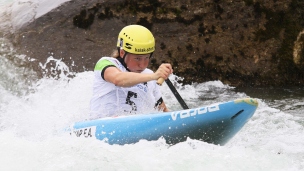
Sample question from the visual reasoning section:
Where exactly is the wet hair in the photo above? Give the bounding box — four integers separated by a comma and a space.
111, 49, 119, 58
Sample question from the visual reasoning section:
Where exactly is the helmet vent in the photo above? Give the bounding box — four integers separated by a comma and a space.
124, 33, 132, 40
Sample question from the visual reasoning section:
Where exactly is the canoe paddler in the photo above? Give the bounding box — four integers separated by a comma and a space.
90, 25, 173, 118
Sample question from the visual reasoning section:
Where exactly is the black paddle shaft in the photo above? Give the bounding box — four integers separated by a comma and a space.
165, 79, 189, 109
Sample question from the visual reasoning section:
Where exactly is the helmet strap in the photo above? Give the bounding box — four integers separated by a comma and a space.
149, 52, 154, 59
117, 48, 130, 71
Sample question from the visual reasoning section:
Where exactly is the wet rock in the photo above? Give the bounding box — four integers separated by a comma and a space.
293, 30, 304, 71
7, 0, 304, 87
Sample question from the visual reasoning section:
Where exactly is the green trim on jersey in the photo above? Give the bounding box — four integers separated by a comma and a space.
94, 59, 115, 71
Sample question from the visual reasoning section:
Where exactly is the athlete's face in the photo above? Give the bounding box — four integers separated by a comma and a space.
124, 52, 150, 73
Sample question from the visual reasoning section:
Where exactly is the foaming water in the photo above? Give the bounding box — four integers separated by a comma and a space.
0, 38, 38, 97
0, 0, 71, 32
1, 68, 303, 170
1, 48, 303, 170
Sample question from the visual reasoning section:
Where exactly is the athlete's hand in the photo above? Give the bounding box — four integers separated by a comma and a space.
154, 63, 173, 80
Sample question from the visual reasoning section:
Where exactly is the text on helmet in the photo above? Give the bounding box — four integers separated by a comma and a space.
135, 47, 154, 53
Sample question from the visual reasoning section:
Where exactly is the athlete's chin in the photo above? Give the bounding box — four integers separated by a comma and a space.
132, 70, 144, 73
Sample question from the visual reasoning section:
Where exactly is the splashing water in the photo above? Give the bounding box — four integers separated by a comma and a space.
1, 66, 303, 170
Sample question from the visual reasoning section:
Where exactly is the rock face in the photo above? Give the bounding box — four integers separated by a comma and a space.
8, 0, 304, 87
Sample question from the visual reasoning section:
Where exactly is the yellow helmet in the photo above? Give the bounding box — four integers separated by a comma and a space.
117, 25, 155, 54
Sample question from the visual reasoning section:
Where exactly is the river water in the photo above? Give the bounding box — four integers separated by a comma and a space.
0, 1, 304, 170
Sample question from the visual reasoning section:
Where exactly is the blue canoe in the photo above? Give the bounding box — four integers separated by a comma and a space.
69, 98, 258, 145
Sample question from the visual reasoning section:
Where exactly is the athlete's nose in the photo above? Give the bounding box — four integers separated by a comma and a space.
138, 60, 144, 68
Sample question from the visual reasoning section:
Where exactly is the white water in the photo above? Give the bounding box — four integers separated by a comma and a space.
0, 1, 304, 170
0, 0, 70, 32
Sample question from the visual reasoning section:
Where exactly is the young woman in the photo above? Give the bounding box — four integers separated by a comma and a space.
90, 25, 173, 118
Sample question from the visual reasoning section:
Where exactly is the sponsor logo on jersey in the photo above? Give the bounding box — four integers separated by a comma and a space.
136, 83, 148, 93
170, 105, 220, 120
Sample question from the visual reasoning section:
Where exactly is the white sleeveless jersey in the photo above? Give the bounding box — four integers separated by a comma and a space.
90, 57, 162, 119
